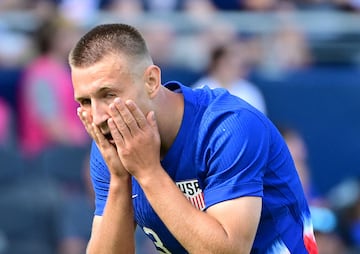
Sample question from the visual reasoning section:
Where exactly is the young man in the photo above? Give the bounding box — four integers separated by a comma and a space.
69, 23, 318, 253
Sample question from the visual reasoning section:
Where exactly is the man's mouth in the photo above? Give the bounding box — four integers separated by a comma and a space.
104, 133, 114, 143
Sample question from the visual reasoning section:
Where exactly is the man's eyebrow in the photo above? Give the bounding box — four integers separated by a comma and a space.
75, 95, 86, 102
75, 86, 117, 102
97, 86, 115, 94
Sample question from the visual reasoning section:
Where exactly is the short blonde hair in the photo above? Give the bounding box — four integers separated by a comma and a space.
69, 23, 152, 68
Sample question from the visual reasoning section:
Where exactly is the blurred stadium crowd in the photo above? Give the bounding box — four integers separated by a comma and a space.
0, 0, 360, 253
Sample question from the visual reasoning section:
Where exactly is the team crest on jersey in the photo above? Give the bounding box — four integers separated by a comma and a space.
176, 179, 205, 211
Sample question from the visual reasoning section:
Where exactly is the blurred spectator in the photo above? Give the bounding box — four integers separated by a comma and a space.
0, 1, 57, 69
57, 0, 101, 24
310, 206, 350, 254
140, 20, 205, 85
333, 0, 360, 12
31, 0, 59, 24
275, 2, 313, 68
257, 2, 313, 78
0, 2, 359, 253
292, 0, 336, 10
56, 152, 93, 254
0, 98, 13, 147
141, 21, 176, 67
0, 0, 29, 11
172, 19, 237, 73
17, 15, 89, 158
0, 0, 59, 18
210, 0, 242, 10
13, 14, 93, 253
142, 0, 182, 12
241, 0, 279, 11
0, 29, 32, 68
182, 0, 217, 21
328, 179, 360, 252
279, 126, 325, 205
102, 0, 144, 21
280, 125, 354, 253
0, 144, 92, 254
193, 39, 267, 114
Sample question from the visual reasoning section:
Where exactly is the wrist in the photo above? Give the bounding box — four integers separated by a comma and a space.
136, 165, 166, 189
110, 173, 132, 192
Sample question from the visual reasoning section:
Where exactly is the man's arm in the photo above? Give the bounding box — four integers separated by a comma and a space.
139, 168, 261, 254
78, 108, 136, 254
87, 216, 101, 253
86, 176, 135, 254
107, 99, 262, 253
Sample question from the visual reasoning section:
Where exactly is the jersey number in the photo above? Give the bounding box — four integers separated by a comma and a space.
143, 227, 172, 254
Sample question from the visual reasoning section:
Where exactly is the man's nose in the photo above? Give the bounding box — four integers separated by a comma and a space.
91, 101, 109, 126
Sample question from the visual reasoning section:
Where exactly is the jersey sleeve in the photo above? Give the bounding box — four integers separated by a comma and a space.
89, 141, 110, 216
200, 109, 269, 209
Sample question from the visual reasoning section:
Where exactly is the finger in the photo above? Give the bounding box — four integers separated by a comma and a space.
108, 118, 125, 148
125, 100, 148, 130
109, 101, 132, 140
114, 98, 140, 133
77, 108, 90, 128
78, 108, 96, 140
92, 122, 111, 148
77, 107, 86, 127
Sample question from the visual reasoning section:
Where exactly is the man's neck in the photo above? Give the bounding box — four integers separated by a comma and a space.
156, 87, 184, 159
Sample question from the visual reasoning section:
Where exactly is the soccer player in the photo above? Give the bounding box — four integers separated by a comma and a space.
69, 23, 318, 253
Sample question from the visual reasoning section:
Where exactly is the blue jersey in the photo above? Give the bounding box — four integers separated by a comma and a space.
90, 81, 317, 253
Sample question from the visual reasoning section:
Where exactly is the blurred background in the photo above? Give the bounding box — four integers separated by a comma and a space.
0, 0, 360, 253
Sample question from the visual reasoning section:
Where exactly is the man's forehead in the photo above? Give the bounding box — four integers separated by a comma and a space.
72, 59, 125, 85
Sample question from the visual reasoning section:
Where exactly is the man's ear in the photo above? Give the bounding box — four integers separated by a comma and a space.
144, 65, 161, 98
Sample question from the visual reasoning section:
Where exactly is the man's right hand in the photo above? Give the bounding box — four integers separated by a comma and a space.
77, 107, 129, 179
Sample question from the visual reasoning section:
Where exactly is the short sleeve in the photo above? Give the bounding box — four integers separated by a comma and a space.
201, 110, 269, 209
89, 141, 110, 215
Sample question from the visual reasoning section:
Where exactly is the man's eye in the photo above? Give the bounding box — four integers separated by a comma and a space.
106, 93, 116, 98
80, 99, 91, 106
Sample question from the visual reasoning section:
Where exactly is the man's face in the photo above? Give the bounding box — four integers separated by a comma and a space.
71, 55, 147, 142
